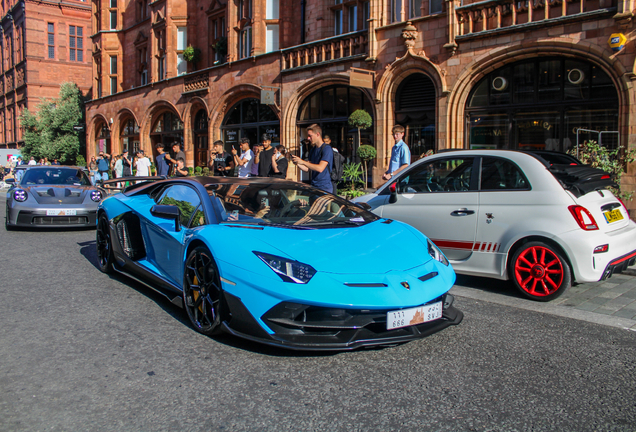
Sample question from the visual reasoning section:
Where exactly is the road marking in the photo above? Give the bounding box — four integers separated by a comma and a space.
451, 285, 636, 331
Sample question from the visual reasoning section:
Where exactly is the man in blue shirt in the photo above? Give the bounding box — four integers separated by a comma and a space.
96, 152, 111, 183
155, 143, 169, 177
382, 124, 411, 182
292, 124, 333, 193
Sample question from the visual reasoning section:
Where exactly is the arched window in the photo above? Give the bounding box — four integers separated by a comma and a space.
150, 111, 184, 160
194, 109, 209, 167
395, 74, 436, 158
96, 122, 111, 154
120, 118, 139, 154
466, 58, 619, 151
296, 85, 373, 164
222, 98, 279, 151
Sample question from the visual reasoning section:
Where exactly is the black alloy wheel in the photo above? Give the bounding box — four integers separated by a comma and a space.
96, 214, 114, 273
183, 246, 223, 336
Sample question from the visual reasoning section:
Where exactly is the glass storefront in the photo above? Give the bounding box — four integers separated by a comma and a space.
466, 58, 619, 152
120, 118, 140, 155
150, 111, 184, 160
222, 98, 279, 152
296, 85, 374, 164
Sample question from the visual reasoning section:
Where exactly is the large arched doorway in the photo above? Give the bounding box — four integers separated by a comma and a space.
296, 85, 374, 164
221, 98, 279, 151
193, 109, 209, 168
395, 74, 436, 160
466, 57, 619, 151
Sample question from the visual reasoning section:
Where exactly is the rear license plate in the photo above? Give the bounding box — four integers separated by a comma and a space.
603, 209, 623, 223
46, 209, 77, 216
387, 301, 442, 330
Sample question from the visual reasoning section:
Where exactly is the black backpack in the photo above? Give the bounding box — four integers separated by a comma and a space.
331, 150, 345, 181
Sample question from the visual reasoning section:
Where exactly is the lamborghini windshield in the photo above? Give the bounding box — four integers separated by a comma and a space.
207, 183, 379, 228
21, 168, 91, 186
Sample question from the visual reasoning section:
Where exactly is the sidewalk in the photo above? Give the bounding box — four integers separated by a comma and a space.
452, 268, 636, 331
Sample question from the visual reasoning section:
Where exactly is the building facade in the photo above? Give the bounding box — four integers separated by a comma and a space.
85, 0, 636, 213
0, 0, 92, 149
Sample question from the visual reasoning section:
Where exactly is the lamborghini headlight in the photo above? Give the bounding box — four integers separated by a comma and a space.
254, 252, 317, 284
13, 189, 27, 202
428, 239, 449, 266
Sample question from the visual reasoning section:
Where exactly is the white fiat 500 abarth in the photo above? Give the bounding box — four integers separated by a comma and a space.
354, 150, 636, 301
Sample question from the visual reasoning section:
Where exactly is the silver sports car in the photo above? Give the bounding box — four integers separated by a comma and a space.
5, 165, 104, 229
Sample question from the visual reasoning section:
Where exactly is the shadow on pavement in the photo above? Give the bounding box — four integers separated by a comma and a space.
77, 239, 348, 357
454, 274, 524, 299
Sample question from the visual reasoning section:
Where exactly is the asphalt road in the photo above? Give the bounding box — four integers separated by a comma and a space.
1, 198, 635, 431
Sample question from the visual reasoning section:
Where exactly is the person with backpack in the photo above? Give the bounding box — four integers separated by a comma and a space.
96, 152, 111, 183
324, 135, 345, 195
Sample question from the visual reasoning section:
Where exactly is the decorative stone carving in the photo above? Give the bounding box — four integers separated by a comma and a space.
401, 21, 418, 51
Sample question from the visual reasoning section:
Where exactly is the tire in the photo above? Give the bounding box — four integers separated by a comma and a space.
96, 214, 115, 273
183, 246, 223, 336
5, 205, 15, 231
510, 241, 571, 301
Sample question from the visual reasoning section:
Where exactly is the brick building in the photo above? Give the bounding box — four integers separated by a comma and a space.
0, 0, 92, 149
85, 0, 636, 212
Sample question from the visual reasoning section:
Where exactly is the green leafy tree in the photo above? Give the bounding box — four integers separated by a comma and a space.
19, 82, 85, 164
348, 109, 373, 153
357, 144, 377, 187
568, 140, 636, 201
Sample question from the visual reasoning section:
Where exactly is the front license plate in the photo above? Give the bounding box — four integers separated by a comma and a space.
46, 209, 77, 216
387, 301, 442, 330
603, 209, 623, 223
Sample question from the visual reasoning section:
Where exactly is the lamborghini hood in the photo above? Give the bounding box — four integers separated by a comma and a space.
258, 220, 432, 274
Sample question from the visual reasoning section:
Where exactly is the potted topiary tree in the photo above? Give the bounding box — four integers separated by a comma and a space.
356, 144, 377, 188
348, 109, 372, 151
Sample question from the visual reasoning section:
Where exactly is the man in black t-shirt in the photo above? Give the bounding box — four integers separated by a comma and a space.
211, 140, 234, 176
254, 133, 275, 177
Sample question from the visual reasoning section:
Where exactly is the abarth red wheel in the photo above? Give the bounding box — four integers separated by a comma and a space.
510, 241, 571, 301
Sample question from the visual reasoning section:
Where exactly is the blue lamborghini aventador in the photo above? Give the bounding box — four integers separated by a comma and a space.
96, 176, 462, 350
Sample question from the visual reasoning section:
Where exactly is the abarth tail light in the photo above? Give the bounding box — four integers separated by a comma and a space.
594, 244, 609, 253
568, 205, 599, 231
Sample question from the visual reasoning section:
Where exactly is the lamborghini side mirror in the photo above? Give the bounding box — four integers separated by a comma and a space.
151, 204, 181, 232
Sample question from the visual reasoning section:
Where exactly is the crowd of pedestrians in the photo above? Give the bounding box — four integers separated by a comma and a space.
3, 123, 413, 195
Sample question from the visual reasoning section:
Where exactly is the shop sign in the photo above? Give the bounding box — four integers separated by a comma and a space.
608, 33, 626, 52
225, 129, 238, 144
349, 67, 375, 89
261, 89, 276, 105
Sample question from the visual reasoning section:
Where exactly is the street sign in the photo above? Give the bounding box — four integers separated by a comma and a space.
261, 89, 276, 105
73, 126, 84, 131
349, 68, 375, 89
608, 33, 626, 52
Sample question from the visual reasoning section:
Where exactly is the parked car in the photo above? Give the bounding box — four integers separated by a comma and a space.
5, 166, 104, 229
354, 150, 636, 301
96, 177, 463, 350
